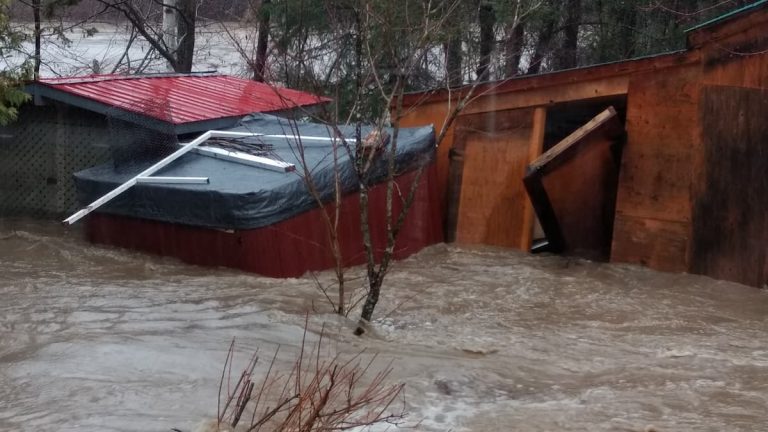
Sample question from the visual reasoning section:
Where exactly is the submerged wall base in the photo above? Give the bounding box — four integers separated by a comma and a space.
85, 164, 443, 278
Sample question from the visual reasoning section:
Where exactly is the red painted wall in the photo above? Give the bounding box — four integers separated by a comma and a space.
86, 164, 443, 277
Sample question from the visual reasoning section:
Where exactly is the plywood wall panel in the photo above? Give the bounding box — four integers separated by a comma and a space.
611, 65, 702, 269
460, 76, 630, 115
691, 5, 768, 89
615, 138, 696, 224
446, 108, 536, 247
456, 128, 533, 247
612, 214, 690, 272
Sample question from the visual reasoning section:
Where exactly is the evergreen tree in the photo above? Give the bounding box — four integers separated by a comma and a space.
0, 0, 31, 125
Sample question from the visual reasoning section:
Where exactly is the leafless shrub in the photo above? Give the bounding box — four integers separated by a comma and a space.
214, 319, 406, 431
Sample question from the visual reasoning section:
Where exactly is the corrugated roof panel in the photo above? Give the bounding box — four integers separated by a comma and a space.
37, 74, 329, 125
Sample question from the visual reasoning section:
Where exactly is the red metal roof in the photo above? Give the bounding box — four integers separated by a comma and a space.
37, 74, 329, 125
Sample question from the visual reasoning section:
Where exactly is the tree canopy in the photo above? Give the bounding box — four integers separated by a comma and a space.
0, 0, 30, 125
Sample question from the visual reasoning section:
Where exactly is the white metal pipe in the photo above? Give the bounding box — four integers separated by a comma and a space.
211, 131, 340, 141
221, 132, 344, 143
136, 176, 209, 184
63, 130, 215, 225
61, 130, 332, 225
192, 146, 295, 172
262, 134, 340, 141
209, 131, 264, 138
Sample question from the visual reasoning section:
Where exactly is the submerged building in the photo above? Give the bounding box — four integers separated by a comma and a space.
399, 1, 768, 287
0, 73, 327, 217
0, 73, 442, 278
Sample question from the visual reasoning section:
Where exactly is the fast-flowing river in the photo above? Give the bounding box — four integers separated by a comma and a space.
1, 217, 767, 432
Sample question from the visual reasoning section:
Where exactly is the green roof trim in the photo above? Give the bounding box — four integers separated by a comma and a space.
685, 0, 768, 33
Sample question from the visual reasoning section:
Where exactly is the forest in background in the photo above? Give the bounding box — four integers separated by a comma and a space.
7, 1, 756, 76
0, 0, 758, 123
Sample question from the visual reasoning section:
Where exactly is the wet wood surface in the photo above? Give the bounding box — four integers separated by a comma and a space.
691, 85, 768, 287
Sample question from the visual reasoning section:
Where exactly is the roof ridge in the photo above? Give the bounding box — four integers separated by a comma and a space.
39, 72, 221, 85
685, 0, 768, 33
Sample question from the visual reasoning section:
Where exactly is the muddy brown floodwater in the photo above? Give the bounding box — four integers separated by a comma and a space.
1, 217, 767, 432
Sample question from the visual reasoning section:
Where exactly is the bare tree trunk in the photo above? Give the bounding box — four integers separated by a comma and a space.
444, 34, 462, 87
556, 0, 580, 70
503, 20, 524, 77
331, 142, 345, 315
175, 0, 197, 73
253, 0, 271, 82
162, 0, 178, 57
32, 0, 41, 79
352, 2, 382, 329
616, 3, 637, 59
441, 1, 463, 86
527, 12, 556, 75
95, 0, 178, 70
475, 1, 495, 81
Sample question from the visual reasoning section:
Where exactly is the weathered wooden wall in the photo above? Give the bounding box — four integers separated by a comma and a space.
393, 3, 768, 288
396, 54, 675, 242
399, 100, 546, 250
544, 135, 619, 259
684, 6, 768, 286
399, 101, 453, 212
610, 64, 702, 272
690, 86, 768, 286
612, 8, 768, 282
692, 5, 768, 89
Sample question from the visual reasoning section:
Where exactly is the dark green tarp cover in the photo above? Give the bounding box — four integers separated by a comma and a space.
74, 114, 435, 229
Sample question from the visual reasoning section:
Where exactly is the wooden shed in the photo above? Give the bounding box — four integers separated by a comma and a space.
399, 1, 768, 287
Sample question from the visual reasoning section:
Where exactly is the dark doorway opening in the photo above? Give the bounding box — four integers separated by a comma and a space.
526, 96, 628, 260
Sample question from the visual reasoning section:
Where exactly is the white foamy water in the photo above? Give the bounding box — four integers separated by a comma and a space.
1, 218, 768, 431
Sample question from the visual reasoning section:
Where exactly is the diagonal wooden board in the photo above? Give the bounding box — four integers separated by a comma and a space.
524, 107, 624, 254
528, 106, 621, 175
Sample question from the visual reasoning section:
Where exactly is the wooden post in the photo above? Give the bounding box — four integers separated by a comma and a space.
443, 144, 465, 243
519, 107, 546, 251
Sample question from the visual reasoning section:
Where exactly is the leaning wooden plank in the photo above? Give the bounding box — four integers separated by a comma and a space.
524, 106, 624, 258
528, 106, 622, 175
523, 175, 565, 251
